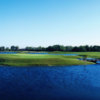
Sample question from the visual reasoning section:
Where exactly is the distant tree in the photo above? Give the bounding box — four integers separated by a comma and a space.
59, 45, 66, 51
1, 45, 100, 52
78, 46, 86, 52
46, 46, 53, 51
36, 46, 43, 51
52, 45, 66, 51
92, 46, 100, 51
0, 46, 5, 51
25, 47, 34, 51
52, 45, 60, 51
65, 46, 73, 51
11, 46, 19, 51
38, 46, 46, 51
5, 47, 9, 51
16, 46, 19, 51
72, 46, 79, 52
85, 45, 90, 51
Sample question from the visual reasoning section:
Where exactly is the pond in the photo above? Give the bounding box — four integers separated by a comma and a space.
28, 52, 78, 56
0, 52, 78, 56
0, 52, 17, 54
0, 65, 100, 100
29, 52, 49, 54
49, 54, 78, 56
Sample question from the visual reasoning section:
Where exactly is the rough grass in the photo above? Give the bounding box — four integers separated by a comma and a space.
0, 54, 94, 66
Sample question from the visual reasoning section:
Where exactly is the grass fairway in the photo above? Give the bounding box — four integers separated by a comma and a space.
0, 54, 94, 66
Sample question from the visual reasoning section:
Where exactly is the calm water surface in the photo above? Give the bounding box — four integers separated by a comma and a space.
0, 65, 100, 100
0, 52, 78, 56
0, 52, 17, 54
28, 52, 78, 56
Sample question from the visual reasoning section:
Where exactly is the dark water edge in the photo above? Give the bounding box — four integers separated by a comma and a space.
0, 65, 100, 100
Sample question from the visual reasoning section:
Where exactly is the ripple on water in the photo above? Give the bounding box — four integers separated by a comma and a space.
0, 65, 100, 100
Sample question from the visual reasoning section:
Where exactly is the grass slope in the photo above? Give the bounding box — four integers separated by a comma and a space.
0, 54, 94, 66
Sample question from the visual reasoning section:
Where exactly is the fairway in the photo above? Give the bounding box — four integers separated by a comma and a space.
0, 54, 94, 66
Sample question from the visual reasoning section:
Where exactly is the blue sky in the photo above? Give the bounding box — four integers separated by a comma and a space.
0, 0, 100, 47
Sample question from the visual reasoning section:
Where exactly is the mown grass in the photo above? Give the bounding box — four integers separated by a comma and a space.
0, 54, 94, 66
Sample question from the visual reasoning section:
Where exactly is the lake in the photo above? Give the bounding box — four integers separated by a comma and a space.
28, 52, 78, 56
0, 65, 100, 100
0, 52, 17, 54
0, 52, 78, 56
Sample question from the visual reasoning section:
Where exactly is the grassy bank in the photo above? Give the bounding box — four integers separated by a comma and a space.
0, 54, 94, 66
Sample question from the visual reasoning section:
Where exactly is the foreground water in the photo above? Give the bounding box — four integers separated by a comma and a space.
0, 65, 100, 100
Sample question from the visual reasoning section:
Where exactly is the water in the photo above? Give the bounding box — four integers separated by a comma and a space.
28, 52, 78, 56
0, 52, 17, 54
29, 52, 48, 54
79, 58, 96, 60
0, 65, 100, 100
0, 52, 78, 56
49, 54, 78, 56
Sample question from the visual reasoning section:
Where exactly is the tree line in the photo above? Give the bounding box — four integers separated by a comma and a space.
1, 45, 100, 52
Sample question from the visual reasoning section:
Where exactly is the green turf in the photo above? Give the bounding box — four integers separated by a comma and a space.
0, 54, 94, 66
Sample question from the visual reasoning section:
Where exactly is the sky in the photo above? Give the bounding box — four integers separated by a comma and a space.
0, 0, 100, 47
